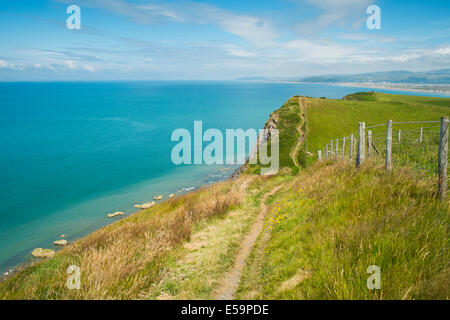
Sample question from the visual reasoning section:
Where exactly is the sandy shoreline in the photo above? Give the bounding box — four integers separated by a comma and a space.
334, 82, 450, 95
243, 80, 450, 96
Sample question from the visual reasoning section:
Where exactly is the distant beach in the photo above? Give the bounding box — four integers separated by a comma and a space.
334, 82, 450, 95
242, 80, 450, 96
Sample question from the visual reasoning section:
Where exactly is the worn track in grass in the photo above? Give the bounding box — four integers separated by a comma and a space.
214, 185, 283, 300
291, 97, 306, 167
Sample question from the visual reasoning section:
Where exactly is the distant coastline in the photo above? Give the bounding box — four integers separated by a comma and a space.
333, 82, 450, 95
241, 80, 450, 96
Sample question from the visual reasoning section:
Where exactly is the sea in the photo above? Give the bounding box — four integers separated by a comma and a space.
0, 80, 448, 273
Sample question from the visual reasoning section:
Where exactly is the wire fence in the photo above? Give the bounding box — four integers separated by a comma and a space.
373, 125, 441, 174
317, 117, 449, 199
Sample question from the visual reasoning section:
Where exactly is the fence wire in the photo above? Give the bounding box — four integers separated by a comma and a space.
320, 121, 448, 179
371, 125, 442, 175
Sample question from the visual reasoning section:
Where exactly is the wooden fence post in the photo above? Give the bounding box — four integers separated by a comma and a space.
420, 127, 423, 143
326, 144, 329, 161
398, 129, 401, 143
386, 120, 393, 172
367, 130, 372, 158
318, 150, 322, 161
335, 139, 339, 162
356, 122, 365, 167
330, 140, 334, 160
438, 116, 449, 199
349, 134, 354, 161
342, 137, 346, 160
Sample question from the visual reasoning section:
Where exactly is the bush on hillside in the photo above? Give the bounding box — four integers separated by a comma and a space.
343, 91, 377, 101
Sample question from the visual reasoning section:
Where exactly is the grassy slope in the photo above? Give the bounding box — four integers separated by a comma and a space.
247, 96, 302, 174
0, 177, 256, 299
1, 92, 449, 300
237, 92, 449, 300
151, 175, 289, 299
271, 96, 302, 169
237, 162, 449, 299
306, 92, 450, 166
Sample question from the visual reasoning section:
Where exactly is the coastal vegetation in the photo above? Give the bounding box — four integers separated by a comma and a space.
0, 92, 449, 300
237, 161, 449, 299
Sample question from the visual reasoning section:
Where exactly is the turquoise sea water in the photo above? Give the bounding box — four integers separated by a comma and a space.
0, 81, 448, 273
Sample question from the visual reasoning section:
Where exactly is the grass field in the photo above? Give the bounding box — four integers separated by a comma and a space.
0, 92, 449, 300
237, 161, 449, 299
237, 92, 449, 299
306, 92, 450, 167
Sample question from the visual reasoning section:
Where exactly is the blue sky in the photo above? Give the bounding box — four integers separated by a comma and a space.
0, 0, 449, 80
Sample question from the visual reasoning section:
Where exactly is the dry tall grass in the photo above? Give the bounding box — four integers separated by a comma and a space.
0, 175, 254, 299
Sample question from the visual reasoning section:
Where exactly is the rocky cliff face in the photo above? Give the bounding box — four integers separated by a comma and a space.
231, 111, 279, 178
260, 111, 279, 144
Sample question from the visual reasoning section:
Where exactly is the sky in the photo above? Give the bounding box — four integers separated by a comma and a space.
0, 0, 449, 80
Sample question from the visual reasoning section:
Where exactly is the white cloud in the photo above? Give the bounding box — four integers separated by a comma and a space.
391, 54, 420, 63
137, 4, 182, 21
306, 0, 372, 9
433, 47, 450, 55
58, 0, 279, 46
339, 33, 396, 43
281, 39, 354, 62
202, 9, 278, 46
297, 0, 375, 32
0, 59, 16, 69
0, 59, 10, 68
65, 60, 77, 70
8, 0, 447, 79
83, 64, 96, 72
223, 46, 257, 57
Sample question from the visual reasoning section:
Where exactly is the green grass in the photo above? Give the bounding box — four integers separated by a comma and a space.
306, 92, 450, 166
0, 176, 256, 299
237, 162, 449, 300
247, 96, 302, 174
275, 97, 302, 169
147, 175, 288, 300
1, 92, 449, 300
237, 92, 450, 300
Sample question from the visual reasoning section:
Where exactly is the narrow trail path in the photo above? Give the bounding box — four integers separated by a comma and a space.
214, 184, 283, 300
291, 97, 306, 167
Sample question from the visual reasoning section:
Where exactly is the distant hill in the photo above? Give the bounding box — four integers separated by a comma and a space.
299, 69, 450, 84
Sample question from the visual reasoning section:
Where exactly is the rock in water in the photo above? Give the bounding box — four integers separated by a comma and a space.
107, 211, 125, 218
134, 202, 155, 209
154, 195, 163, 200
31, 248, 55, 258
54, 239, 68, 246
139, 202, 155, 209
168, 193, 175, 198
